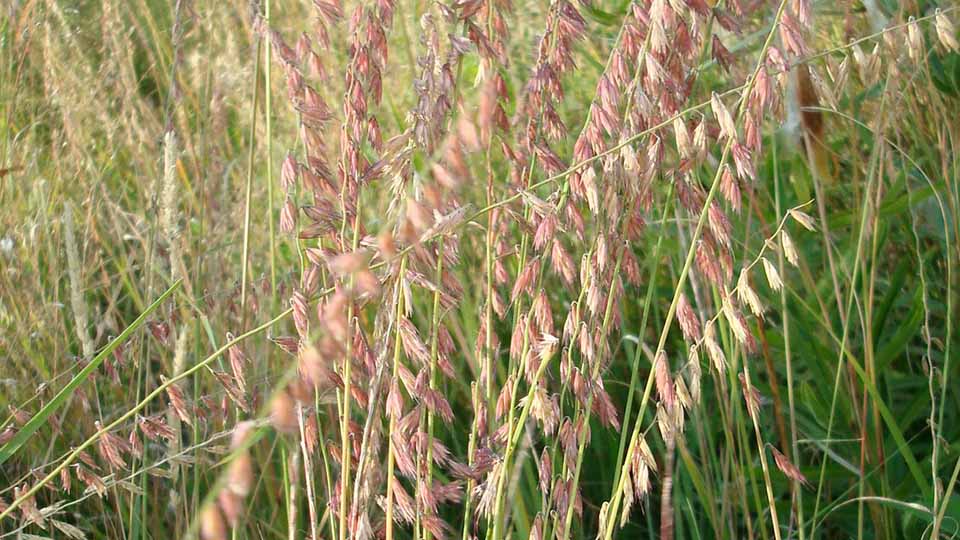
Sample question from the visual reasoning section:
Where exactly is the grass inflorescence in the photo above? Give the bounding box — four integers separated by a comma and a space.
0, 0, 958, 539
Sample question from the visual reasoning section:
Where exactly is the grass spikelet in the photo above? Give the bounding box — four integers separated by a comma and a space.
2, 3, 957, 540
63, 202, 94, 362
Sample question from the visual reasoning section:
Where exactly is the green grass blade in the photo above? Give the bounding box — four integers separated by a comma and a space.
0, 279, 182, 466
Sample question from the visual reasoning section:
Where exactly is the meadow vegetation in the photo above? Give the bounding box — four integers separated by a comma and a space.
0, 0, 958, 538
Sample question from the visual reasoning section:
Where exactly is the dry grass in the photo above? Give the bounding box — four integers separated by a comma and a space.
1, 0, 958, 539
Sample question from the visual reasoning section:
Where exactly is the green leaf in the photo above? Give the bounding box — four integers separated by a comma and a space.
844, 350, 932, 499
581, 4, 619, 25
875, 285, 925, 373
902, 494, 960, 537
929, 50, 960, 97
0, 279, 181, 466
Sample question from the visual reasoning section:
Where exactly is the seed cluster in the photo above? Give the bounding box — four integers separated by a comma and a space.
2, 1, 956, 539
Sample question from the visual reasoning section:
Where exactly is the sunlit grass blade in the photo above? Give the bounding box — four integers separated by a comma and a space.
0, 279, 182, 466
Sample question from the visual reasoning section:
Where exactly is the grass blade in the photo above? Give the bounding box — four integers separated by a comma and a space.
0, 279, 182, 466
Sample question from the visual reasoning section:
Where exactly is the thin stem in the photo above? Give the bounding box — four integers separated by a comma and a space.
0, 281, 291, 523
741, 351, 782, 540
809, 78, 892, 538
240, 38, 262, 328
385, 255, 409, 540
298, 404, 320, 540
612, 186, 675, 487
264, 0, 277, 306
424, 237, 445, 540
774, 137, 805, 539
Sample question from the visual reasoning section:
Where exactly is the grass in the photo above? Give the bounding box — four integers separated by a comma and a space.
0, 0, 958, 539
